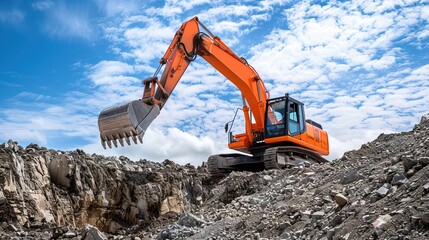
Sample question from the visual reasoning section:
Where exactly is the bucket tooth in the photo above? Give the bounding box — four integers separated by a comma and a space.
98, 100, 160, 148
100, 134, 107, 149
101, 140, 107, 149
124, 133, 131, 145
102, 135, 108, 142
132, 135, 138, 144
106, 140, 112, 149
118, 134, 124, 147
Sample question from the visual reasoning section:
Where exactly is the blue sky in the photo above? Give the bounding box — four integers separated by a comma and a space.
1, 0, 428, 165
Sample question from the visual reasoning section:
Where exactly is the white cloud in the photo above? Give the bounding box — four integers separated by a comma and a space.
15, 92, 52, 101
82, 127, 217, 166
175, 0, 211, 10
123, 26, 175, 62
32, 1, 53, 10
362, 53, 396, 71
259, 0, 291, 10
103, 15, 178, 63
95, 0, 138, 16
0, 9, 25, 25
0, 105, 94, 146
0, 79, 22, 88
89, 60, 136, 85
42, 2, 94, 40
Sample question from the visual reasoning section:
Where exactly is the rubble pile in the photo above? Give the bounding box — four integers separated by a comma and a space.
155, 114, 429, 240
0, 114, 428, 239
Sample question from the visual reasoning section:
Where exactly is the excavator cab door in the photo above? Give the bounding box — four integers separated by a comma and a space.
265, 95, 306, 139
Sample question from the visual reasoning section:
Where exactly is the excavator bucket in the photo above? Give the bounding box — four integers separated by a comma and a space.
98, 100, 160, 149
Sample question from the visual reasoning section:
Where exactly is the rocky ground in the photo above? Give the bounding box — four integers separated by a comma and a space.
0, 114, 428, 240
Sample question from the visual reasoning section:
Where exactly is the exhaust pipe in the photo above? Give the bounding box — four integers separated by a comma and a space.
98, 100, 160, 149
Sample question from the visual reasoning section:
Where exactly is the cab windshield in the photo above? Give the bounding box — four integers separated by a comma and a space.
265, 96, 306, 138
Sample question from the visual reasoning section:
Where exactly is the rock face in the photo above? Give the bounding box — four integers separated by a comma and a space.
1, 113, 429, 239
0, 142, 211, 238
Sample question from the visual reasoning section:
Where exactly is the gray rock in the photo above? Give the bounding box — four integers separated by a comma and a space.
423, 182, 429, 193
64, 230, 77, 238
418, 157, 429, 166
421, 212, 429, 227
389, 185, 398, 194
411, 215, 421, 226
362, 214, 374, 223
326, 228, 336, 240
300, 210, 311, 221
8, 224, 18, 232
5, 140, 19, 152
376, 186, 389, 198
81, 224, 107, 240
279, 230, 291, 239
330, 214, 344, 227
276, 195, 285, 201
277, 221, 291, 231
372, 215, 392, 236
178, 213, 207, 228
421, 114, 429, 123
157, 229, 173, 240
48, 154, 72, 188
156, 223, 186, 240
391, 172, 408, 186
329, 190, 339, 197
402, 155, 417, 172
262, 175, 273, 185
25, 148, 36, 153
405, 168, 415, 177
256, 221, 266, 231
312, 211, 325, 220
391, 155, 402, 165
340, 170, 364, 184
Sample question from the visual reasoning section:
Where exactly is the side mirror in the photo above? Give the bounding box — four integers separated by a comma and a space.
224, 123, 229, 133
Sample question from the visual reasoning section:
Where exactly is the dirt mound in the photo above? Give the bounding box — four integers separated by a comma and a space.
0, 113, 428, 239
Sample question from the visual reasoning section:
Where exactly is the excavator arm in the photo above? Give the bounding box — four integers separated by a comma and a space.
98, 17, 270, 149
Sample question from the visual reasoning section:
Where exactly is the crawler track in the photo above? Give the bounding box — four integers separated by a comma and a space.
207, 155, 232, 176
207, 146, 327, 175
264, 146, 328, 170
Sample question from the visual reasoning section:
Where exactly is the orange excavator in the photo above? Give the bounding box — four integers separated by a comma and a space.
98, 17, 329, 174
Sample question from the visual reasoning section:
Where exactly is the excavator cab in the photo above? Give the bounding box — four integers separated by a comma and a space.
265, 94, 306, 138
